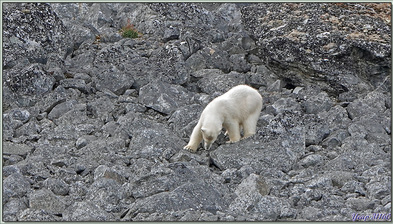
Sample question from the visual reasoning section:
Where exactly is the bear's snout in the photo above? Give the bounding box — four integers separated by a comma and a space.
204, 141, 213, 150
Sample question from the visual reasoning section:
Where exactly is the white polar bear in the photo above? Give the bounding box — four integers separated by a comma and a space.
184, 84, 263, 152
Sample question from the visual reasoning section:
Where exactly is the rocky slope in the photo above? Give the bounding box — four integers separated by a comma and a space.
2, 3, 391, 221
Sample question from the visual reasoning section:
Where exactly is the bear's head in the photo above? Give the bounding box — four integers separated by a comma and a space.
201, 126, 220, 150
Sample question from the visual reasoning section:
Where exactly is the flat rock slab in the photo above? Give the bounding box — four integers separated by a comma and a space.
211, 112, 305, 173
210, 135, 303, 173
138, 81, 193, 115
3, 142, 33, 156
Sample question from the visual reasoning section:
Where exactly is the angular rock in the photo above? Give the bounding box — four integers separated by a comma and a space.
75, 137, 88, 149
318, 105, 352, 131
14, 119, 40, 139
299, 154, 324, 168
347, 91, 387, 119
72, 137, 127, 168
248, 65, 278, 88
5, 108, 31, 123
266, 80, 282, 92
92, 66, 134, 95
303, 91, 333, 114
196, 70, 246, 94
60, 78, 90, 94
29, 189, 66, 214
128, 126, 185, 160
4, 64, 56, 97
43, 178, 70, 196
94, 165, 125, 184
3, 141, 33, 156
87, 178, 127, 213
138, 81, 193, 115
325, 171, 355, 188
48, 99, 78, 120
3, 3, 70, 69
307, 176, 333, 189
321, 129, 350, 149
241, 3, 391, 96
123, 181, 228, 221
269, 97, 302, 115
229, 174, 270, 213
365, 179, 391, 200
163, 26, 180, 42
253, 196, 284, 220
168, 104, 203, 138
341, 181, 366, 196
346, 197, 376, 211
36, 85, 68, 113
18, 208, 61, 222
3, 198, 28, 221
3, 173, 31, 203
229, 54, 251, 72
63, 201, 115, 221
304, 117, 330, 146
86, 95, 117, 121
300, 207, 323, 220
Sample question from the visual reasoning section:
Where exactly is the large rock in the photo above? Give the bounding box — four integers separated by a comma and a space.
168, 104, 203, 138
3, 173, 31, 203
4, 64, 56, 97
195, 69, 246, 94
3, 198, 29, 221
63, 201, 115, 221
86, 178, 128, 213
28, 189, 67, 214
3, 141, 33, 156
241, 3, 391, 96
92, 66, 134, 95
123, 182, 228, 221
211, 111, 305, 173
122, 162, 230, 221
3, 3, 70, 69
138, 81, 194, 115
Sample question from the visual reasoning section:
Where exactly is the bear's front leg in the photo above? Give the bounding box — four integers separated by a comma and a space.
184, 144, 198, 152
184, 123, 203, 153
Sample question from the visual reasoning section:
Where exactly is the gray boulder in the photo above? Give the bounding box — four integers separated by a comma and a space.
28, 189, 66, 214
196, 70, 246, 94
138, 81, 193, 115
63, 201, 116, 221
3, 173, 31, 203
3, 3, 70, 69
211, 111, 305, 173
241, 3, 391, 96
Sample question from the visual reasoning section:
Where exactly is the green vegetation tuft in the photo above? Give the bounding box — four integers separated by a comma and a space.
120, 19, 141, 39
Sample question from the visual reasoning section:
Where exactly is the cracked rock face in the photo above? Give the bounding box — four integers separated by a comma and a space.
2, 2, 391, 222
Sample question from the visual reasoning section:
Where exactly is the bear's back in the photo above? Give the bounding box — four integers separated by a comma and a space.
224, 85, 261, 101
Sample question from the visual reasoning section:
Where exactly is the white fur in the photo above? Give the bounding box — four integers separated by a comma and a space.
184, 85, 263, 152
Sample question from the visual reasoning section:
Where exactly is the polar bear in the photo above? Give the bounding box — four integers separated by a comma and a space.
184, 85, 263, 152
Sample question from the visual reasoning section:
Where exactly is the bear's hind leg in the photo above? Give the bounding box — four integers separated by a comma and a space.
242, 112, 259, 139
225, 122, 241, 143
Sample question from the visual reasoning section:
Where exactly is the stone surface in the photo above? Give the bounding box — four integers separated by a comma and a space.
3, 173, 31, 203
28, 189, 67, 214
138, 81, 193, 115
3, 142, 33, 156
2, 2, 391, 222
